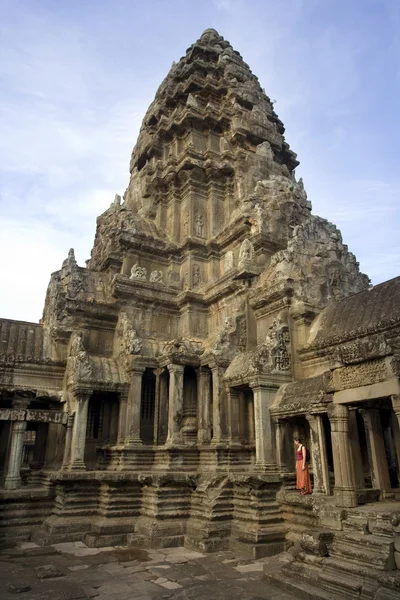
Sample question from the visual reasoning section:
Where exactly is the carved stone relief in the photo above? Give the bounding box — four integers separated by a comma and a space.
238, 238, 254, 268
130, 264, 147, 281
224, 251, 234, 272
150, 270, 163, 284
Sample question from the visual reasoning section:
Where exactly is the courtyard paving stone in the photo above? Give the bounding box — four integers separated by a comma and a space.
0, 541, 298, 600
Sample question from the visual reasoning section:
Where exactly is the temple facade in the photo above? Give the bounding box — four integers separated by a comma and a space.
1, 29, 399, 598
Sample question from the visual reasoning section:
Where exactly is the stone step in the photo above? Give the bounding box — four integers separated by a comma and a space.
263, 562, 340, 600
330, 532, 395, 570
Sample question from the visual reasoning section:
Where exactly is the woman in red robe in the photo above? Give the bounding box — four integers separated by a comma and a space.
294, 437, 312, 495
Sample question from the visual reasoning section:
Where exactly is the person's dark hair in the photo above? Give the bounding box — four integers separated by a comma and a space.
294, 437, 302, 443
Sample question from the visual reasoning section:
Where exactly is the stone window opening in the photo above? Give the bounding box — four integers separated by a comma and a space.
239, 387, 255, 445
85, 392, 119, 468
157, 367, 169, 444
182, 366, 198, 445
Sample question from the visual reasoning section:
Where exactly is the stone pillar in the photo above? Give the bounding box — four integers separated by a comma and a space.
273, 418, 288, 472
69, 392, 91, 471
348, 409, 365, 489
198, 367, 212, 444
126, 367, 145, 446
251, 384, 276, 469
226, 387, 241, 444
166, 363, 184, 446
4, 421, 27, 490
306, 414, 330, 495
328, 404, 357, 507
359, 408, 391, 497
117, 392, 129, 445
211, 365, 228, 444
62, 414, 74, 470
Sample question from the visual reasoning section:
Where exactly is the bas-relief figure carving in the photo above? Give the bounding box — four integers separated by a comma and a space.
1, 29, 400, 599
224, 251, 234, 272
238, 238, 254, 267
130, 264, 147, 280
149, 270, 163, 283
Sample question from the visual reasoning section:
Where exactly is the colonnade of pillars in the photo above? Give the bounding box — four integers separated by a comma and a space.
274, 397, 400, 508
59, 366, 280, 472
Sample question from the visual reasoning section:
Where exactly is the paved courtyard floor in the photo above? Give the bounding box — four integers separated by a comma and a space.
0, 541, 297, 600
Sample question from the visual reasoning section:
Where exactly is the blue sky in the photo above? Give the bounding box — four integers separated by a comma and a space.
0, 0, 399, 322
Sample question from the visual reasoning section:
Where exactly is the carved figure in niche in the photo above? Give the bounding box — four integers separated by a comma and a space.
130, 264, 147, 281
193, 264, 201, 287
249, 217, 258, 235
224, 251, 234, 272
68, 332, 93, 382
119, 313, 142, 355
328, 267, 342, 299
194, 210, 205, 238
150, 270, 163, 284
238, 238, 254, 267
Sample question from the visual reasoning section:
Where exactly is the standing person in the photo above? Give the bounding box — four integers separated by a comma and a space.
294, 437, 312, 495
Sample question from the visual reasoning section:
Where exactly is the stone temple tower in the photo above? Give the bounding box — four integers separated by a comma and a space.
0, 30, 373, 558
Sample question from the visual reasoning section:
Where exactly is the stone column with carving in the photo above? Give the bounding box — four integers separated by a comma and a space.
4, 420, 28, 490
306, 414, 330, 494
359, 407, 391, 497
198, 367, 212, 444
117, 391, 129, 445
62, 414, 74, 470
166, 363, 184, 446
69, 392, 91, 470
328, 404, 357, 507
126, 366, 145, 446
210, 365, 228, 444
273, 417, 288, 472
251, 384, 276, 469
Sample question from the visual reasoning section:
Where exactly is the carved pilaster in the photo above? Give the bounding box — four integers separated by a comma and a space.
165, 363, 184, 446
306, 414, 330, 494
61, 414, 74, 470
198, 367, 212, 444
4, 421, 27, 490
273, 417, 288, 472
251, 383, 276, 469
69, 391, 91, 471
210, 364, 228, 444
126, 367, 145, 446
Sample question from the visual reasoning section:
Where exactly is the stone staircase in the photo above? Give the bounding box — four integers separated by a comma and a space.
264, 504, 400, 600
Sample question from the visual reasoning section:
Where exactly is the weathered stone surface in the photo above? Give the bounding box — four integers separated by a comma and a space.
1, 26, 399, 600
